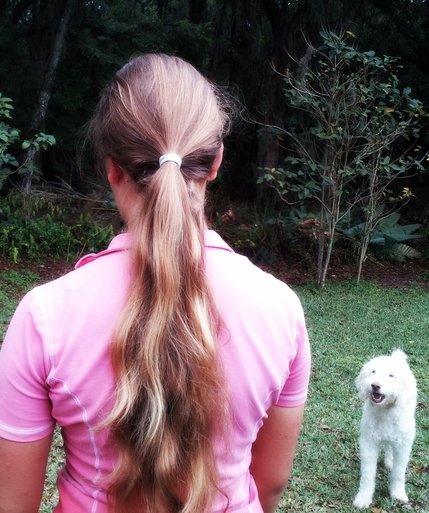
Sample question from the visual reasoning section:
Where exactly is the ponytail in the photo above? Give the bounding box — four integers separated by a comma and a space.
107, 160, 226, 512
90, 54, 231, 512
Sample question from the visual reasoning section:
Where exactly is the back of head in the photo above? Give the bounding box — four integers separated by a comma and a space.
91, 53, 229, 187
89, 54, 231, 513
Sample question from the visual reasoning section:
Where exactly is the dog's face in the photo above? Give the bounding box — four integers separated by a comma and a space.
355, 350, 417, 407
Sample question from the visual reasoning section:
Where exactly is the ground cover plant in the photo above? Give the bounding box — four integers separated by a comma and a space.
1, 271, 428, 512
0, 192, 115, 263
0, 269, 39, 336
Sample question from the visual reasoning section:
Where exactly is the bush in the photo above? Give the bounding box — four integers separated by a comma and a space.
0, 94, 55, 190
213, 202, 320, 267
259, 31, 426, 286
0, 192, 115, 262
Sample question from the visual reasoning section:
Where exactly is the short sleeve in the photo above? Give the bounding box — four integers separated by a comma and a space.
0, 289, 55, 441
276, 300, 311, 407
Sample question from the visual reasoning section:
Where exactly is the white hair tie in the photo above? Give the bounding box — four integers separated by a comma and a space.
159, 153, 182, 168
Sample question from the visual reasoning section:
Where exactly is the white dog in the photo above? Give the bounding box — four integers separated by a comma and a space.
353, 349, 417, 509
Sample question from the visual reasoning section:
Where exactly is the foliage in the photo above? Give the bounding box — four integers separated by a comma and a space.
339, 211, 423, 263
0, 1, 429, 199
0, 192, 114, 262
259, 31, 427, 286
213, 203, 289, 263
0, 94, 20, 187
0, 1, 428, 268
0, 94, 55, 189
213, 202, 323, 266
340, 211, 422, 245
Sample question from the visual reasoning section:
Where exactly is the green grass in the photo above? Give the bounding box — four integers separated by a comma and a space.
1, 273, 428, 512
0, 269, 41, 337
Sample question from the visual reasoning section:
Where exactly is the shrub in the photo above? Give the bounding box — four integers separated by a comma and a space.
0, 94, 55, 190
338, 211, 423, 263
0, 192, 114, 262
259, 31, 426, 286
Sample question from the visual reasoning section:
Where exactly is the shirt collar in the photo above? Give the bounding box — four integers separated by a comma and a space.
107, 229, 233, 252
204, 229, 234, 252
76, 229, 232, 269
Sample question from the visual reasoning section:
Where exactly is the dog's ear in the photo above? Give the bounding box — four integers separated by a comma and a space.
391, 350, 418, 404
396, 372, 418, 406
355, 363, 369, 401
391, 349, 407, 361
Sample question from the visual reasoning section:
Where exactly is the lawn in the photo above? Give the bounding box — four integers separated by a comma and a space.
1, 271, 428, 513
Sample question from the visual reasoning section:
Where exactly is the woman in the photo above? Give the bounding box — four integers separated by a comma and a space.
0, 54, 310, 513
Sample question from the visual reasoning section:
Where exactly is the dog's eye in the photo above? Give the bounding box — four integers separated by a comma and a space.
371, 370, 375, 374
389, 374, 394, 378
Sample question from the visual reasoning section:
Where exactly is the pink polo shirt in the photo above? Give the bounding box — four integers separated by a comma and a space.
0, 231, 310, 513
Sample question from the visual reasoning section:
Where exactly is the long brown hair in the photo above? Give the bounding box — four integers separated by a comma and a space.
89, 55, 231, 513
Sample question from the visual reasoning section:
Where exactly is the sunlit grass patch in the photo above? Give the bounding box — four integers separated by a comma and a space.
40, 428, 64, 513
0, 269, 40, 337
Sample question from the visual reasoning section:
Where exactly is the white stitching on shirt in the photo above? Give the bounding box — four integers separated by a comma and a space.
48, 376, 103, 512
37, 288, 103, 510
0, 421, 53, 436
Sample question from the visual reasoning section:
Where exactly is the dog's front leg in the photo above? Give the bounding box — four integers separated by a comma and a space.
353, 437, 379, 509
389, 442, 412, 503
383, 444, 393, 470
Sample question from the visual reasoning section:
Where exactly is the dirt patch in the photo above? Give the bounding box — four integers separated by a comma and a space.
258, 257, 429, 288
0, 258, 75, 284
1, 255, 428, 289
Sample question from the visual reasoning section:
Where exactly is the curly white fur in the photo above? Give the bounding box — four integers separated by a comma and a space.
353, 349, 417, 509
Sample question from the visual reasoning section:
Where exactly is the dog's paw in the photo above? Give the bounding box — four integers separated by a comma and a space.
390, 488, 409, 504
353, 492, 372, 509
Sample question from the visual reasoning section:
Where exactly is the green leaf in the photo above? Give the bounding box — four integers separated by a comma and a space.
379, 213, 401, 227
386, 243, 422, 262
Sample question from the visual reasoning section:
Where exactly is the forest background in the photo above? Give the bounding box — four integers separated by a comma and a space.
0, 0, 428, 286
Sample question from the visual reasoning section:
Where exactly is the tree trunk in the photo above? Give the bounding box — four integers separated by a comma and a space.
255, 1, 291, 200
357, 165, 378, 281
157, 0, 169, 18
319, 227, 335, 288
189, 0, 207, 23
317, 198, 326, 287
356, 236, 369, 283
357, 210, 373, 283
22, 0, 76, 193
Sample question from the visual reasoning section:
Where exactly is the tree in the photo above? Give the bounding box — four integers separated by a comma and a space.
0, 0, 216, 189
22, 0, 77, 192
0, 0, 428, 211
260, 31, 426, 287
0, 93, 55, 190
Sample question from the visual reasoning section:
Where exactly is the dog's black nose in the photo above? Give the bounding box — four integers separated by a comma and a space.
371, 383, 381, 392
